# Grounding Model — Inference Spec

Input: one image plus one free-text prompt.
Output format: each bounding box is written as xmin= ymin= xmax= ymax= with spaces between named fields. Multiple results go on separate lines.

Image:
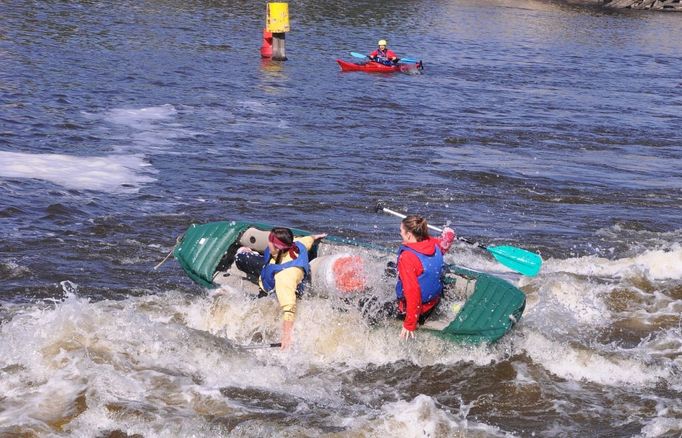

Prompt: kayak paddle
xmin=376 ymin=204 xmax=543 ymax=277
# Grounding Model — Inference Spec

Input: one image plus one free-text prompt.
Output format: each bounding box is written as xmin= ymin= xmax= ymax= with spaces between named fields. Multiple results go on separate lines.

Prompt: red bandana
xmin=268 ymin=232 xmax=300 ymax=259
xmin=268 ymin=232 xmax=291 ymax=250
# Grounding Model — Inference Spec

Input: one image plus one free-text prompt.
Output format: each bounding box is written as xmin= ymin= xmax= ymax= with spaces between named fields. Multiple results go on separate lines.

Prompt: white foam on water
xmin=635 ymin=327 xmax=682 ymax=390
xmin=0 ymin=281 xmax=676 ymax=436
xmin=0 ymin=259 xmax=31 ymax=279
xmin=85 ymin=104 xmax=199 ymax=153
xmin=541 ymin=244 xmax=682 ymax=281
xmin=0 ymin=151 xmax=155 ymax=193
xmin=182 ymin=285 xmax=503 ymax=370
xmin=520 ymin=331 xmax=670 ymax=386
xmin=11 ymin=267 xmax=666 ymax=436
xmin=522 ymin=273 xmax=611 ymax=331
xmin=104 ymin=105 xmax=177 ymax=129
xmin=512 ymin=362 xmax=539 ymax=385
xmin=596 ymin=225 xmax=682 ymax=250
xmin=516 ymin=249 xmax=682 ymax=397
xmin=639 ymin=398 xmax=682 ymax=438
xmin=342 ymin=394 xmax=510 ymax=437
xmin=224 ymin=100 xmax=290 ymax=132
xmin=0 ymin=292 xmax=305 ymax=435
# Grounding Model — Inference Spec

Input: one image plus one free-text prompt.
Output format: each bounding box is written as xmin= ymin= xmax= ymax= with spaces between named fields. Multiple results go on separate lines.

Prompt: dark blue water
xmin=1 ymin=1 xmax=681 ymax=436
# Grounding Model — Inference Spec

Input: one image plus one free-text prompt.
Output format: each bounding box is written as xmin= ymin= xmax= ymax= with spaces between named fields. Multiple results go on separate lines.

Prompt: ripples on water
xmin=1 ymin=0 xmax=681 ymax=436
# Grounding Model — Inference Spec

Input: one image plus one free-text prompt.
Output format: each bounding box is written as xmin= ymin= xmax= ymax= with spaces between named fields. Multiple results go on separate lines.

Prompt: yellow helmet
xmin=378 ymin=39 xmax=387 ymax=46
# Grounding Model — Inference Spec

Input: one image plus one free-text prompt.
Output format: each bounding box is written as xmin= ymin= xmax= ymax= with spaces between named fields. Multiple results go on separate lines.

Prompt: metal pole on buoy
xmin=263 ymin=2 xmax=289 ymax=61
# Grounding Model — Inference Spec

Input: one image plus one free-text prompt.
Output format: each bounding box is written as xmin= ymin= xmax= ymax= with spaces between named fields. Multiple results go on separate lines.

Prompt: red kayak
xmin=336 ymin=59 xmax=423 ymax=73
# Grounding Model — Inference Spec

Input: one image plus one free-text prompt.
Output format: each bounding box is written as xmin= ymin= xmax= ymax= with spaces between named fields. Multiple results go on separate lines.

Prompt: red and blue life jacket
xmin=370 ymin=48 xmax=398 ymax=65
xmin=395 ymin=245 xmax=444 ymax=303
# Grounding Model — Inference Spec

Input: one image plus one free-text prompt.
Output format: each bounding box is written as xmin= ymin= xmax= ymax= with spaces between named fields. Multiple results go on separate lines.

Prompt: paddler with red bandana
xmin=236 ymin=227 xmax=326 ymax=349
xmin=396 ymin=215 xmax=455 ymax=339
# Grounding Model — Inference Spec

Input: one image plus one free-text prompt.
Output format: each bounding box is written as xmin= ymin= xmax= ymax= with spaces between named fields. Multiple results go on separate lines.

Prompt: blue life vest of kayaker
xmin=395 ymin=245 xmax=444 ymax=303
xmin=260 ymin=241 xmax=310 ymax=293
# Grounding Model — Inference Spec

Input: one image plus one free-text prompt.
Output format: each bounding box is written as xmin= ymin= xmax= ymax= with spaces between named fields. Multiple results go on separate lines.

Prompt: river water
xmin=1 ymin=0 xmax=681 ymax=436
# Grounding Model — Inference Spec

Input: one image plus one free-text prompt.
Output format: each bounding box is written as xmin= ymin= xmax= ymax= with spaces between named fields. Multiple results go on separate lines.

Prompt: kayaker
xmin=235 ymin=227 xmax=327 ymax=349
xmin=368 ymin=39 xmax=399 ymax=65
xmin=395 ymin=215 xmax=455 ymax=340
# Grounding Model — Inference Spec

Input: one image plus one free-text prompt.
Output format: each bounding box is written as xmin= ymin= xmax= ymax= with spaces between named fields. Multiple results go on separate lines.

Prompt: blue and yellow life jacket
xmin=260 ymin=241 xmax=310 ymax=292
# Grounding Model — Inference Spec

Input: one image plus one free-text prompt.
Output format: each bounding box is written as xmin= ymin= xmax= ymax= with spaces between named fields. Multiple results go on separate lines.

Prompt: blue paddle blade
xmin=486 ymin=245 xmax=543 ymax=276
xmin=350 ymin=51 xmax=368 ymax=59
xmin=399 ymin=57 xmax=419 ymax=63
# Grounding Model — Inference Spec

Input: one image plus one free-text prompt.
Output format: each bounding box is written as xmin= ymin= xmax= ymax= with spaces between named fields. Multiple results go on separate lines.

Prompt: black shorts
xmin=235 ymin=251 xmax=265 ymax=284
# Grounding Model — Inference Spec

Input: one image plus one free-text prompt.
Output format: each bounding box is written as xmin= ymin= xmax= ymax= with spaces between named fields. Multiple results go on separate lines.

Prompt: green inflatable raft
xmin=172 ymin=220 xmax=526 ymax=345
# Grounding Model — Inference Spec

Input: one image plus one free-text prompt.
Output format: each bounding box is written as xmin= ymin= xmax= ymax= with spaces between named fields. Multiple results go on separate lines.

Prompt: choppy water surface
xmin=1 ymin=0 xmax=681 ymax=436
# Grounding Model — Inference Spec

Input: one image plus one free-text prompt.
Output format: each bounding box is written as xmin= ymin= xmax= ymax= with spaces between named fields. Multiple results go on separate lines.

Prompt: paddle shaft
xmin=378 ymin=206 xmax=485 ymax=249
xmin=239 ymin=342 xmax=282 ymax=350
